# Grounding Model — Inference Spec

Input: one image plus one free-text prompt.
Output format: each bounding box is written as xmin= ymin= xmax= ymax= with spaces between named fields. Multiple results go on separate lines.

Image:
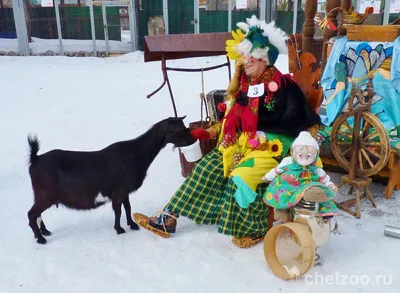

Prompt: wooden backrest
xmin=287 ymin=34 xmax=323 ymax=113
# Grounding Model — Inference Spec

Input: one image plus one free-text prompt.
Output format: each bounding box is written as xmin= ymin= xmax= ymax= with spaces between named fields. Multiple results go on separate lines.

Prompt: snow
xmin=121 ymin=30 xmax=131 ymax=43
xmin=0 ymin=37 xmax=133 ymax=54
xmin=0 ymin=52 xmax=399 ymax=293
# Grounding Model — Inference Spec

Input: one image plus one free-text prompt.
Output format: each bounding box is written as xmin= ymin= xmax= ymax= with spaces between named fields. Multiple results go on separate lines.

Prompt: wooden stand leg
xmin=385 ymin=183 xmax=395 ymax=200
xmin=385 ymin=151 xmax=400 ymax=199
xmin=355 ymin=188 xmax=361 ymax=219
xmin=337 ymin=181 xmax=345 ymax=189
xmin=364 ymin=187 xmax=377 ymax=208
xmin=335 ymin=175 xmax=375 ymax=219
xmin=335 ymin=194 xmax=367 ymax=218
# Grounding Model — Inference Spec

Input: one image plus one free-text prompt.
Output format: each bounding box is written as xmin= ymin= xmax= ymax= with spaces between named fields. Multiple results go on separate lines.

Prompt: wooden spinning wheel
xmin=330 ymin=75 xmax=390 ymax=218
xmin=331 ymin=111 xmax=390 ymax=177
xmin=330 ymin=76 xmax=390 ymax=176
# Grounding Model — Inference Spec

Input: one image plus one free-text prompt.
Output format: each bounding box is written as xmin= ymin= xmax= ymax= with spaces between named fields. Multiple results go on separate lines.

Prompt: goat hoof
xmin=40 ymin=228 xmax=52 ymax=236
xmin=115 ymin=227 xmax=126 ymax=234
xmin=36 ymin=237 xmax=47 ymax=244
xmin=130 ymin=222 xmax=139 ymax=230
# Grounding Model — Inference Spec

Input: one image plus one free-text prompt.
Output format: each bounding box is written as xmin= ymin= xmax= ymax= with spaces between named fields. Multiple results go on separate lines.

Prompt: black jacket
xmin=235 ymin=75 xmax=321 ymax=138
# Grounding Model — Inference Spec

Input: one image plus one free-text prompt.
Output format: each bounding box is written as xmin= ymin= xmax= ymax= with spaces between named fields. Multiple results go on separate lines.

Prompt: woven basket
xmin=327 ymin=6 xmax=372 ymax=26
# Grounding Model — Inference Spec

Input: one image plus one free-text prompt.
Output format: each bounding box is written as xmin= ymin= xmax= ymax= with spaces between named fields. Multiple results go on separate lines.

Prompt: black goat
xmin=26 ymin=116 xmax=195 ymax=244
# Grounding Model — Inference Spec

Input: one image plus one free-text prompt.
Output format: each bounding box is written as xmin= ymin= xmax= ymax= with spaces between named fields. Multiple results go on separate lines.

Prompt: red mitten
xmin=191 ymin=128 xmax=210 ymax=141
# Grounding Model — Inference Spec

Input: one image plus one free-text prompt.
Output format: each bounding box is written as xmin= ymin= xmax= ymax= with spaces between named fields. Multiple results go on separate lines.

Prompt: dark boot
xmin=133 ymin=208 xmax=178 ymax=238
xmin=148 ymin=208 xmax=178 ymax=233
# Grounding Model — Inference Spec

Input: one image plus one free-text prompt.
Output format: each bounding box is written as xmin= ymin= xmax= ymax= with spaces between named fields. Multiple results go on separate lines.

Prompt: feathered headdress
xmin=225 ymin=15 xmax=288 ymax=66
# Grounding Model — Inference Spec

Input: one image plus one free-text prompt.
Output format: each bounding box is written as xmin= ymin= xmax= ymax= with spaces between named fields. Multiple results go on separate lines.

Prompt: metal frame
xmin=293 ymin=0 xmax=299 ymax=34
xmin=54 ymin=0 xmax=64 ymax=55
xmin=102 ymin=4 xmax=110 ymax=55
xmin=228 ymin=0 xmax=232 ymax=31
xmin=89 ymin=0 xmax=97 ymax=55
xmin=163 ymin=0 xmax=199 ymax=34
xmin=92 ymin=0 xmax=138 ymax=56
xmin=383 ymin=0 xmax=392 ymax=25
xmin=163 ymin=0 xmax=169 ymax=34
xmin=265 ymin=0 xmax=275 ymax=23
xmin=194 ymin=0 xmax=200 ymax=33
xmin=11 ymin=0 xmax=30 ymax=56
xmin=129 ymin=0 xmax=138 ymax=51
xmin=260 ymin=0 xmax=266 ymax=21
xmin=229 ymin=0 xmax=270 ymax=32
xmin=147 ymin=55 xmax=232 ymax=117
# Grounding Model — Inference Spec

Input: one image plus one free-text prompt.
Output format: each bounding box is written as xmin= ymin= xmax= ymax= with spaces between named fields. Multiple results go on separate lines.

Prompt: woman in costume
xmin=134 ymin=16 xmax=322 ymax=248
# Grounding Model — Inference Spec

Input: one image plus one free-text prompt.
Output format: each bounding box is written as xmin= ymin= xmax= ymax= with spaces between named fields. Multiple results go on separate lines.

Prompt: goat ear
xmin=177 ymin=115 xmax=186 ymax=121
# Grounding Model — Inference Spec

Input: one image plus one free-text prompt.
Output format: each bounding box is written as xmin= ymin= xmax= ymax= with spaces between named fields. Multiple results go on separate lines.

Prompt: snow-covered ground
xmin=0 ymin=52 xmax=399 ymax=293
xmin=121 ymin=30 xmax=131 ymax=43
xmin=0 ymin=37 xmax=133 ymax=54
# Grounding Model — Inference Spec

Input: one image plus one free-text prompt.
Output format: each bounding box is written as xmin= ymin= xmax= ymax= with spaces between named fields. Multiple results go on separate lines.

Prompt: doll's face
xmin=293 ymin=145 xmax=318 ymax=166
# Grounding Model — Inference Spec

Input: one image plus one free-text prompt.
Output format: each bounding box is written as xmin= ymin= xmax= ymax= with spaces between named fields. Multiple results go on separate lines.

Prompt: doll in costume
xmin=262 ymin=131 xmax=339 ymax=220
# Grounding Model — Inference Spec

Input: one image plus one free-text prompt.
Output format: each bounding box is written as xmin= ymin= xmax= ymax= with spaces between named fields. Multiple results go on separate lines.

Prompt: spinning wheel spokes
xmin=364 ymin=129 xmax=379 ymax=141
xmin=331 ymin=111 xmax=390 ymax=177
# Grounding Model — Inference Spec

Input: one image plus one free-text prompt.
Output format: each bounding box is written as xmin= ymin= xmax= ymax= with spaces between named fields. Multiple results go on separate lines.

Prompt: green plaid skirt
xmin=166 ymin=148 xmax=270 ymax=238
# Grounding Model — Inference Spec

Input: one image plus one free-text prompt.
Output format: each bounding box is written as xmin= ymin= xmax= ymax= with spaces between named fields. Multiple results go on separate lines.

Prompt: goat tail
xmin=27 ymin=134 xmax=40 ymax=165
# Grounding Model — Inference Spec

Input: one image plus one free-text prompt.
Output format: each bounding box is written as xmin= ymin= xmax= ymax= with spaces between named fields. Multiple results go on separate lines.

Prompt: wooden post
xmin=321 ymin=0 xmax=341 ymax=72
xmin=349 ymin=110 xmax=361 ymax=180
xmin=341 ymin=0 xmax=352 ymax=10
xmin=302 ymin=0 xmax=317 ymax=54
xmin=338 ymin=0 xmax=352 ymax=36
xmin=341 ymin=0 xmax=352 ymax=11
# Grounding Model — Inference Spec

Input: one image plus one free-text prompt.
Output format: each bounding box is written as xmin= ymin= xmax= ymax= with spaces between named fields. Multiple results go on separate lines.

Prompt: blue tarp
xmin=319 ymin=35 xmax=400 ymax=135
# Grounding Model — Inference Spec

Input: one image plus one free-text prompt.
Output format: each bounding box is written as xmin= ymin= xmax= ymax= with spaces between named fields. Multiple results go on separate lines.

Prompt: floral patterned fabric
xmin=263 ymin=159 xmax=339 ymax=216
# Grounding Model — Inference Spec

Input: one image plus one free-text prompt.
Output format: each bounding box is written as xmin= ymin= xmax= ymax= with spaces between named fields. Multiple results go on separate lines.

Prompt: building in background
xmin=206 ymin=0 xmax=258 ymax=10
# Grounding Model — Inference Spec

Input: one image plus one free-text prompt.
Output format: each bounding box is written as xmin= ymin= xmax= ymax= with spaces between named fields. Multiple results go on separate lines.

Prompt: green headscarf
xmin=246 ymin=25 xmax=279 ymax=65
